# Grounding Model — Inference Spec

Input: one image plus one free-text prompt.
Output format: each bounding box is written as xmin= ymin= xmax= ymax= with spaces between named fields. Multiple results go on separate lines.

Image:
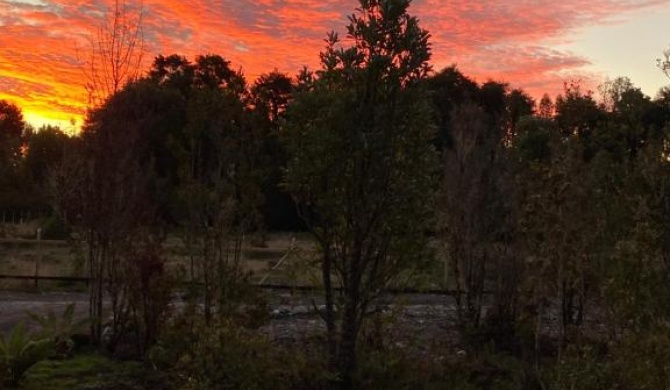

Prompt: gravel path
xmin=0 ymin=291 xmax=90 ymax=332
xmin=0 ymin=290 xmax=463 ymax=354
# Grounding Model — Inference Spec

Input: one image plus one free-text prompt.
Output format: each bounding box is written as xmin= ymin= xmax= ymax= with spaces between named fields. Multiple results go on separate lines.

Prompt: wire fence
xmin=0 ymin=209 xmax=51 ymax=225
xmin=0 ymin=274 xmax=462 ymax=296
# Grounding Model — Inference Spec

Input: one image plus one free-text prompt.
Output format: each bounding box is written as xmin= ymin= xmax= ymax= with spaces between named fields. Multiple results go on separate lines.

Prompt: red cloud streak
xmin=0 ymin=0 xmax=667 ymax=126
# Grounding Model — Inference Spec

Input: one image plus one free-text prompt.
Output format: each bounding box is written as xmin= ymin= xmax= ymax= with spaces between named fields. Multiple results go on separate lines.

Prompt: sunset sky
xmin=1 ymin=0 xmax=669 ymax=131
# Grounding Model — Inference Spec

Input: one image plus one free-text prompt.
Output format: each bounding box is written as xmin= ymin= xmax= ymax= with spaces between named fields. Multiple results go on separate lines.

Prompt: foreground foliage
xmin=0 ymin=323 xmax=54 ymax=387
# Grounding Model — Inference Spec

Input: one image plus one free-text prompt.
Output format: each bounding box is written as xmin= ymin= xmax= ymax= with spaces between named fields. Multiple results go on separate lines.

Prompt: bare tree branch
xmin=83 ymin=0 xmax=145 ymax=107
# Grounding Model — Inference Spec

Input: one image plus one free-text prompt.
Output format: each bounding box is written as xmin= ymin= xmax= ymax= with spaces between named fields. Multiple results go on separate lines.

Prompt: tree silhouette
xmin=0 ymin=100 xmax=25 ymax=164
xmin=424 ymin=66 xmax=480 ymax=150
xmin=658 ymin=47 xmax=670 ymax=80
xmin=0 ymin=100 xmax=27 ymax=212
xmin=149 ymin=54 xmax=194 ymax=94
xmin=252 ymin=70 xmax=294 ymax=123
xmin=284 ymin=0 xmax=436 ymax=385
xmin=24 ymin=125 xmax=70 ymax=185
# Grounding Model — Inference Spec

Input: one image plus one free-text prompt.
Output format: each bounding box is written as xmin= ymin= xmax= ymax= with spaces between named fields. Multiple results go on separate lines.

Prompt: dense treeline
xmin=2 ymin=0 xmax=670 ymax=388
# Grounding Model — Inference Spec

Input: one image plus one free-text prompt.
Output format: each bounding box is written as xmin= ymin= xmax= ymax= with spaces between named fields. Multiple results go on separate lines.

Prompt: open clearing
xmin=0 ymin=227 xmax=320 ymax=289
xmin=0 ymin=222 xmax=453 ymax=349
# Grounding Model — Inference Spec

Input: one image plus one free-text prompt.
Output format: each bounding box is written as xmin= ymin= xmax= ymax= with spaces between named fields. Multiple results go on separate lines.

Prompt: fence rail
xmin=0 ymin=274 xmax=463 ymax=296
xmin=0 ymin=274 xmax=89 ymax=283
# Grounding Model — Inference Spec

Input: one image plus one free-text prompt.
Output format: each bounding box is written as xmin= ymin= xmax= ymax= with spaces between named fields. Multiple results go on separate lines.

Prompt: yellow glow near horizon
xmin=23 ymin=111 xmax=83 ymax=135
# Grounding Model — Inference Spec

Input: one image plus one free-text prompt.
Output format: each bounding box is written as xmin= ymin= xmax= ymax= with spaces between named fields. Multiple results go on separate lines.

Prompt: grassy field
xmin=0 ymin=221 xmax=320 ymax=291
xmin=19 ymin=353 xmax=164 ymax=390
xmin=0 ymin=221 xmax=446 ymax=292
xmin=0 ymin=235 xmax=77 ymax=291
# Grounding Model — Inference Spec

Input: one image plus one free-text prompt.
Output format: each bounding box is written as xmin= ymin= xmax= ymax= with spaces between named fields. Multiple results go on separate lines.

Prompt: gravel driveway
xmin=0 ymin=291 xmax=90 ymax=333
xmin=0 ymin=290 xmax=463 ymax=354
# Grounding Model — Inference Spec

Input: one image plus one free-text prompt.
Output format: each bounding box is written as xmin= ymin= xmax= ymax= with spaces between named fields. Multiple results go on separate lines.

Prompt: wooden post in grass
xmin=444 ymin=253 xmax=449 ymax=290
xmin=34 ymin=228 xmax=42 ymax=289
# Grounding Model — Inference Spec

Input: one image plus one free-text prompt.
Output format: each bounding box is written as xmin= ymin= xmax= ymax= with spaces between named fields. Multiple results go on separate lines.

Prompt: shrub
xmin=149 ymin=317 xmax=331 ymax=390
xmin=609 ymin=326 xmax=670 ymax=389
xmin=540 ymin=343 xmax=612 ymax=390
xmin=40 ymin=214 xmax=71 ymax=240
xmin=0 ymin=323 xmax=54 ymax=387
xmin=28 ymin=303 xmax=88 ymax=357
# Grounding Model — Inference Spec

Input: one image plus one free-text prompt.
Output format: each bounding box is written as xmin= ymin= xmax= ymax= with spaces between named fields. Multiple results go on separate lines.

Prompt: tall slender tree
xmin=284 ymin=0 xmax=436 ymax=386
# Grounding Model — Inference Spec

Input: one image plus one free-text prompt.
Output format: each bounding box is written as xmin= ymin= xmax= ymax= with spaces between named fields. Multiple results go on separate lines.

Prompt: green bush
xmin=28 ymin=303 xmax=88 ymax=357
xmin=0 ymin=323 xmax=54 ymax=387
xmin=40 ymin=214 xmax=71 ymax=240
xmin=356 ymin=343 xmax=540 ymax=390
xmin=149 ymin=317 xmax=331 ymax=390
xmin=540 ymin=343 xmax=611 ymax=390
xmin=20 ymin=353 xmax=170 ymax=390
xmin=609 ymin=326 xmax=670 ymax=389
xmin=356 ymin=347 xmax=451 ymax=390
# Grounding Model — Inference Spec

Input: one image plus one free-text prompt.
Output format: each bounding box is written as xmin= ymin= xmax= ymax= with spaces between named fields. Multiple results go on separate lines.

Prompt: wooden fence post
xmin=34 ymin=228 xmax=42 ymax=289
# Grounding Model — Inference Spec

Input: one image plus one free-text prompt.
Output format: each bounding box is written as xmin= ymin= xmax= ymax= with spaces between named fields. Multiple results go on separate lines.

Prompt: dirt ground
xmin=0 ymin=289 xmax=463 ymax=357
xmin=0 ymin=291 xmax=90 ymax=333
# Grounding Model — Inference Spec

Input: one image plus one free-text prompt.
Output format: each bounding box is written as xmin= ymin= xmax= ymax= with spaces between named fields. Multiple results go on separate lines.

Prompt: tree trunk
xmin=322 ymin=243 xmax=337 ymax=366
xmin=339 ymin=254 xmax=362 ymax=389
xmin=339 ymin=295 xmax=360 ymax=389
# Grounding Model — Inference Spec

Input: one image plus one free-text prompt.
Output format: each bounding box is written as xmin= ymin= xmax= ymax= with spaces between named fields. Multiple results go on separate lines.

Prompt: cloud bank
xmin=0 ymin=0 xmax=667 ymax=125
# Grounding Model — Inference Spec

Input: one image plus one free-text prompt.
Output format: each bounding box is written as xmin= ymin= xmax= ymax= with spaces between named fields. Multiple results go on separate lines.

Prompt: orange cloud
xmin=0 ymin=0 xmax=667 ymax=127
